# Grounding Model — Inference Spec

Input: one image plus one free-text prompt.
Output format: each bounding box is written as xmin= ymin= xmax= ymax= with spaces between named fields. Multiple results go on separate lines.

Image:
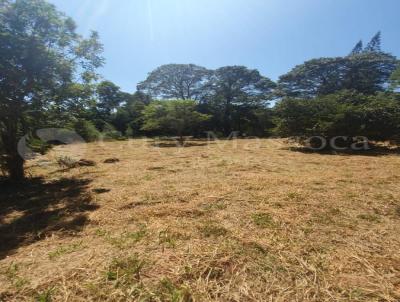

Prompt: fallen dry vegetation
xmin=1 ymin=138 xmax=400 ymax=301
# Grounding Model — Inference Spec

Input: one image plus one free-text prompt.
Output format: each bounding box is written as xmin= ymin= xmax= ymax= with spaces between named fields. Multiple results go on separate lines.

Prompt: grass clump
xmin=198 ymin=223 xmax=228 ymax=238
xmin=3 ymin=262 xmax=29 ymax=289
xmin=156 ymin=278 xmax=193 ymax=302
xmin=35 ymin=289 xmax=53 ymax=302
xmin=106 ymin=225 xmax=147 ymax=249
xmin=357 ymin=213 xmax=381 ymax=223
xmin=106 ymin=254 xmax=145 ymax=284
xmin=159 ymin=229 xmax=178 ymax=250
xmin=252 ymin=213 xmax=276 ymax=228
xmin=48 ymin=242 xmax=83 ymax=260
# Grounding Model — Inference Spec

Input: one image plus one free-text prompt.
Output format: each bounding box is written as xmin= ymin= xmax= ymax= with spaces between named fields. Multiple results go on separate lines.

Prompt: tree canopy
xmin=141 ymin=99 xmax=210 ymax=141
xmin=274 ymin=91 xmax=400 ymax=142
xmin=278 ymin=32 xmax=397 ymax=98
xmin=137 ymin=64 xmax=212 ymax=100
xmin=201 ymin=66 xmax=276 ymax=135
xmin=0 ymin=0 xmax=103 ymax=180
xmin=390 ymin=65 xmax=400 ymax=90
xmin=278 ymin=53 xmax=397 ymax=98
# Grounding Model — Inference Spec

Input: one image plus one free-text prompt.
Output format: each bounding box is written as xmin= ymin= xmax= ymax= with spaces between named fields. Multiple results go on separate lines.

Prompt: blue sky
xmin=49 ymin=0 xmax=400 ymax=93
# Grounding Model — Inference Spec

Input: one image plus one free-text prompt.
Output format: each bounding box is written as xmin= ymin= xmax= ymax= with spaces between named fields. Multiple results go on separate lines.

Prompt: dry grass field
xmin=1 ymin=138 xmax=400 ymax=301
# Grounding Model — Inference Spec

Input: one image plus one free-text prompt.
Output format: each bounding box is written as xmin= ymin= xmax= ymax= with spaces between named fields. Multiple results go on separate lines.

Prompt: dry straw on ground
xmin=1 ymin=138 xmax=399 ymax=301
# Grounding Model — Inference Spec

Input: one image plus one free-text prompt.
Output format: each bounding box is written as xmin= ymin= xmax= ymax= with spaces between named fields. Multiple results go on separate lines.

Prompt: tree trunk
xmin=6 ymin=154 xmax=25 ymax=182
xmin=223 ymin=98 xmax=232 ymax=137
xmin=177 ymin=133 xmax=184 ymax=146
xmin=2 ymin=117 xmax=25 ymax=182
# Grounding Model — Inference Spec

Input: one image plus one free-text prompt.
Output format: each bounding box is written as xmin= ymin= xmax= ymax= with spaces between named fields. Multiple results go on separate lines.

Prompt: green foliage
xmin=206 ymin=66 xmax=276 ymax=135
xmin=138 ymin=64 xmax=212 ymax=100
xmin=141 ymin=100 xmax=210 ymax=139
xmin=198 ymin=224 xmax=228 ymax=237
xmin=106 ymin=254 xmax=144 ymax=283
xmin=3 ymin=262 xmax=29 ymax=289
xmin=120 ymin=91 xmax=151 ymax=136
xmin=274 ymin=91 xmax=400 ymax=141
xmin=364 ymin=31 xmax=382 ymax=53
xmin=35 ymin=288 xmax=53 ymax=302
xmin=24 ymin=136 xmax=51 ymax=155
xmin=390 ymin=65 xmax=400 ymax=90
xmin=101 ymin=123 xmax=125 ymax=140
xmin=0 ymin=0 xmax=103 ymax=180
xmin=0 ymin=0 xmax=398 ymax=185
xmin=72 ymin=119 xmax=100 ymax=142
xmin=157 ymin=278 xmax=193 ymax=302
xmin=252 ymin=213 xmax=276 ymax=228
xmin=275 ymin=34 xmax=399 ymax=145
xmin=350 ymin=40 xmax=363 ymax=55
xmin=125 ymin=124 xmax=135 ymax=137
xmin=48 ymin=242 xmax=83 ymax=260
xmin=96 ymin=81 xmax=125 ymax=116
xmin=278 ymin=52 xmax=397 ymax=98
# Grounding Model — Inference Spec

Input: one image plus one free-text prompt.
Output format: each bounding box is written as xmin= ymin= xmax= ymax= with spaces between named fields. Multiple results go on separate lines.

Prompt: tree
xmin=123 ymin=91 xmax=151 ymax=136
xmin=47 ymin=82 xmax=98 ymax=128
xmin=0 ymin=0 xmax=103 ymax=181
xmin=278 ymin=53 xmax=397 ymax=98
xmin=350 ymin=40 xmax=363 ymax=55
xmin=364 ymin=31 xmax=382 ymax=53
xmin=204 ymin=66 xmax=276 ymax=135
xmin=96 ymin=81 xmax=124 ymax=117
xmin=141 ymin=100 xmax=210 ymax=142
xmin=274 ymin=91 xmax=400 ymax=145
xmin=110 ymin=91 xmax=151 ymax=135
xmin=390 ymin=65 xmax=400 ymax=90
xmin=72 ymin=119 xmax=100 ymax=142
xmin=277 ymin=57 xmax=346 ymax=98
xmin=137 ymin=64 xmax=212 ymax=100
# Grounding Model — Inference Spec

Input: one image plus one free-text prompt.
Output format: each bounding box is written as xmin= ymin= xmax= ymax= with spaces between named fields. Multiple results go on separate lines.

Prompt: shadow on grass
xmin=0 ymin=177 xmax=98 ymax=259
xmin=286 ymin=145 xmax=400 ymax=156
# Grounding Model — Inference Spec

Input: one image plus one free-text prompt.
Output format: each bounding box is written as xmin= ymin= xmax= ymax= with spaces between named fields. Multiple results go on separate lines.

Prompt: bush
xmin=73 ymin=119 xmax=100 ymax=142
xmin=101 ymin=123 xmax=125 ymax=141
xmin=26 ymin=137 xmax=52 ymax=155
xmin=125 ymin=124 xmax=135 ymax=138
xmin=274 ymin=91 xmax=400 ymax=144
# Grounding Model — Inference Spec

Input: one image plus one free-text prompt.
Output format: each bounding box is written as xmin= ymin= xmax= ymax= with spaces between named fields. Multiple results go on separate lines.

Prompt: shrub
xmin=26 ymin=137 xmax=52 ymax=154
xmin=73 ymin=119 xmax=100 ymax=142
xmin=125 ymin=124 xmax=135 ymax=138
xmin=101 ymin=123 xmax=125 ymax=140
xmin=274 ymin=91 xmax=400 ymax=145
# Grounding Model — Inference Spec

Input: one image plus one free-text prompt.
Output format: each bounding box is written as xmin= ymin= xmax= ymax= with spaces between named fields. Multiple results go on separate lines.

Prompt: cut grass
xmin=2 ymin=263 xmax=29 ymax=289
xmin=198 ymin=223 xmax=228 ymax=238
xmin=106 ymin=254 xmax=145 ymax=283
xmin=1 ymin=138 xmax=400 ymax=301
xmin=48 ymin=242 xmax=83 ymax=260
xmin=95 ymin=224 xmax=148 ymax=249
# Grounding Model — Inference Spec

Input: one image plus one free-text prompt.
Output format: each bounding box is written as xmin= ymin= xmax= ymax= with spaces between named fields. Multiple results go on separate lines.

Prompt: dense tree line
xmin=1 ymin=0 xmax=400 ymax=181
